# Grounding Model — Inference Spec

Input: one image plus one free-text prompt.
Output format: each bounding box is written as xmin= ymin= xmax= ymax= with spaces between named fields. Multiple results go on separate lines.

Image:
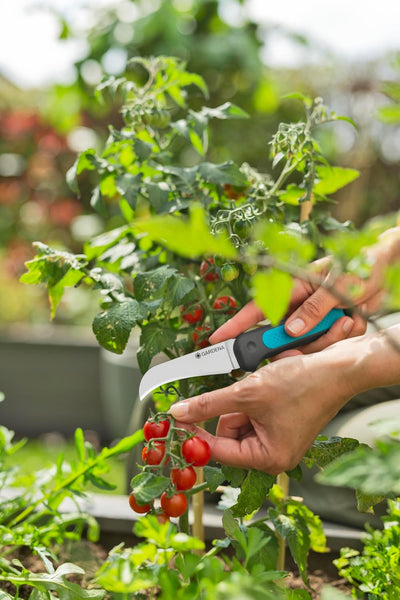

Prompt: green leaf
xmin=146 ymin=181 xmax=170 ymax=211
xmin=102 ymin=430 xmax=144 ymax=457
xmin=232 ymin=470 xmax=274 ymax=518
xmin=221 ymin=465 xmax=247 ymax=487
xmin=74 ymin=428 xmax=86 ymax=462
xmin=130 ymin=472 xmax=170 ymax=504
xmin=305 ymin=436 xmax=360 ymax=469
xmin=321 ymin=587 xmax=352 ymax=600
xmin=200 ymin=102 xmax=249 ymax=120
xmin=313 ymin=166 xmax=359 ymax=196
xmin=198 ymin=161 xmax=249 ymax=187
xmin=254 ymin=221 xmax=315 ymax=264
xmin=20 ymin=243 xmax=87 ymax=318
xmin=251 ymin=269 xmax=293 ymax=325
xmin=278 ymin=184 xmax=304 ymax=205
xmin=376 ymin=104 xmax=400 ymax=124
xmin=134 ymin=203 xmax=237 ymax=260
xmin=317 ymin=437 xmax=400 ymax=496
xmin=165 ymin=273 xmax=195 ymax=308
xmin=137 ymin=323 xmax=177 ymax=373
xmin=222 ymin=509 xmax=241 ymax=538
xmin=66 ymin=148 xmax=98 ymax=194
xmin=134 ymin=266 xmax=177 ymax=301
xmin=269 ymin=509 xmax=310 ymax=585
xmin=92 ymin=299 xmax=147 ymax=354
xmin=203 ymin=465 xmax=225 ymax=493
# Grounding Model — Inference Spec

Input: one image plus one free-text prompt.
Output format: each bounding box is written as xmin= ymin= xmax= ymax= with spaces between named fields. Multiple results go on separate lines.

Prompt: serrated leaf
xmin=130 ymin=472 xmax=170 ymax=504
xmin=165 ymin=273 xmax=195 ymax=308
xmin=203 ymin=465 xmax=225 ymax=493
xmin=313 ymin=166 xmax=359 ymax=196
xmin=251 ymin=269 xmax=293 ymax=325
xmin=269 ymin=510 xmax=310 ymax=585
xmin=232 ymin=470 xmax=274 ymax=517
xmin=317 ymin=438 xmax=400 ymax=496
xmin=134 ymin=266 xmax=177 ymax=301
xmin=221 ymin=465 xmax=247 ymax=487
xmin=306 ymin=436 xmax=360 ymax=469
xmin=198 ymin=161 xmax=249 ymax=187
xmin=137 ymin=323 xmax=177 ymax=373
xmin=92 ymin=299 xmax=147 ymax=354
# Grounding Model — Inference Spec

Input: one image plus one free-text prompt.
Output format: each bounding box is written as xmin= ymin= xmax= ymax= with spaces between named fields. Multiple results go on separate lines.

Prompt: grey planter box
xmin=0 ymin=324 xmax=109 ymax=439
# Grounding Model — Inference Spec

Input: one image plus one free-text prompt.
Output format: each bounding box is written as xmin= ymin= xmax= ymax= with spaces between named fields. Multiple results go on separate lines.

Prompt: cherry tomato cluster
xmin=129 ymin=414 xmax=211 ymax=520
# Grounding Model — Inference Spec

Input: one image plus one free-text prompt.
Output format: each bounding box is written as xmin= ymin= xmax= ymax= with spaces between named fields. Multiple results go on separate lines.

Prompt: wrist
xmin=323 ymin=324 xmax=400 ymax=401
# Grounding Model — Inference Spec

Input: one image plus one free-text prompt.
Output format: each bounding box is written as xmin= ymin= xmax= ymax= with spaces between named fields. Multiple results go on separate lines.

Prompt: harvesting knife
xmin=139 ymin=307 xmax=346 ymax=401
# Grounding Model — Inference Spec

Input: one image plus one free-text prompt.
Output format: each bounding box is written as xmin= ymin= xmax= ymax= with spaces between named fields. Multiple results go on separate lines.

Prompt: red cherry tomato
xmin=128 ymin=493 xmax=151 ymax=514
xmin=156 ymin=512 xmax=170 ymax=524
xmin=171 ymin=466 xmax=197 ymax=491
xmin=200 ymin=258 xmax=219 ymax=282
xmin=181 ymin=303 xmax=204 ymax=324
xmin=143 ymin=419 xmax=170 ymax=442
xmin=160 ymin=491 xmax=188 ymax=518
xmin=142 ymin=442 xmax=169 ymax=466
xmin=212 ymin=295 xmax=237 ymax=315
xmin=181 ymin=437 xmax=211 ymax=467
xmin=192 ymin=325 xmax=211 ymax=349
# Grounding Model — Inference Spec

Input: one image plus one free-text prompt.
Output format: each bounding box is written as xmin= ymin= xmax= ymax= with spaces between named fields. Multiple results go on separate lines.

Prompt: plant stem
xmin=179 ymin=507 xmax=190 ymax=535
xmin=192 ymin=465 xmax=205 ymax=546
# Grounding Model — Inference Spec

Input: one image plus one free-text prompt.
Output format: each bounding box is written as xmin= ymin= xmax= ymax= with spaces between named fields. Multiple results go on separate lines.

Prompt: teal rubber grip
xmin=233 ymin=308 xmax=346 ymax=372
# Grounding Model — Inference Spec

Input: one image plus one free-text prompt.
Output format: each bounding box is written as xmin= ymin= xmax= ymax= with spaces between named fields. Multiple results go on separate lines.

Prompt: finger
xmin=209 ymin=301 xmax=265 ymax=344
xmin=284 ymin=285 xmax=338 ymax=337
xmin=216 ymin=413 xmax=252 ymax=438
xmin=294 ymin=315 xmax=355 ymax=354
xmin=169 ymin=381 xmax=246 ymax=424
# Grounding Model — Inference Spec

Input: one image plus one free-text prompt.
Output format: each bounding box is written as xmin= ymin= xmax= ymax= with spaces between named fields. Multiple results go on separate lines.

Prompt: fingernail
xmin=342 ymin=317 xmax=353 ymax=334
xmin=170 ymin=401 xmax=188 ymax=419
xmin=286 ymin=318 xmax=305 ymax=335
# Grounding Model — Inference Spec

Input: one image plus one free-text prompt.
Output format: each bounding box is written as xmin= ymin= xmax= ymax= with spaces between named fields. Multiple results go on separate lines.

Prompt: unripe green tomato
xmin=242 ymin=261 xmax=257 ymax=275
xmin=143 ymin=109 xmax=169 ymax=128
xmin=233 ymin=220 xmax=251 ymax=239
xmin=221 ymin=263 xmax=239 ymax=282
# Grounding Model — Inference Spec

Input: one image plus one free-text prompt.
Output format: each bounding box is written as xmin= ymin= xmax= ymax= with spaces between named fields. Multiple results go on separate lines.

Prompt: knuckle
xmin=300 ymin=297 xmax=324 ymax=321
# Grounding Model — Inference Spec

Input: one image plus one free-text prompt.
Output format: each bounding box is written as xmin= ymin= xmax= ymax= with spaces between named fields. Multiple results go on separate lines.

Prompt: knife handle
xmin=232 ymin=308 xmax=346 ymax=372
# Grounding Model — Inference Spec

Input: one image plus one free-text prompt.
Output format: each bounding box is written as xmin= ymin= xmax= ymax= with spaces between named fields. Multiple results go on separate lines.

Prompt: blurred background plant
xmin=0 ymin=0 xmax=399 ymax=327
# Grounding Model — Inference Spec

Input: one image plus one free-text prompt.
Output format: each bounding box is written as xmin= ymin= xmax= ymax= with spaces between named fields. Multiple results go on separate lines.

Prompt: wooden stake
xmin=192 ymin=466 xmax=205 ymax=543
xmin=276 ymin=471 xmax=290 ymax=571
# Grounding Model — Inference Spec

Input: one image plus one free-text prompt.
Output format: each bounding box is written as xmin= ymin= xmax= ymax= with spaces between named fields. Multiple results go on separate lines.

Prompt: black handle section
xmin=232 ymin=307 xmax=348 ymax=372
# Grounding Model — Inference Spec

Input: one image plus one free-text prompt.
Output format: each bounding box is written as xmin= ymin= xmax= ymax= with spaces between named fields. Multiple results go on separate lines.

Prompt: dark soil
xmin=0 ymin=542 xmax=352 ymax=599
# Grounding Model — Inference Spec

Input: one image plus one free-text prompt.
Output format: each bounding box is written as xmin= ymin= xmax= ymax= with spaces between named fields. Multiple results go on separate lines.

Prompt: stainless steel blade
xmin=139 ymin=339 xmax=239 ymax=401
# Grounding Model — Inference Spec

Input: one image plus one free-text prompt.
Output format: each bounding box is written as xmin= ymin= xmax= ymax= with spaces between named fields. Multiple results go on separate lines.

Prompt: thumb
xmin=169 ymin=385 xmax=242 ymax=424
xmin=285 ymin=286 xmax=338 ymax=336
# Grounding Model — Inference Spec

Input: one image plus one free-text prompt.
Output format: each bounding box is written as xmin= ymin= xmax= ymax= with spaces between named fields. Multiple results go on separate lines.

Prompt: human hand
xmin=210 ymin=251 xmax=385 ymax=352
xmin=170 ymin=336 xmax=361 ymax=473
xmin=211 ymin=226 xmax=400 ymax=348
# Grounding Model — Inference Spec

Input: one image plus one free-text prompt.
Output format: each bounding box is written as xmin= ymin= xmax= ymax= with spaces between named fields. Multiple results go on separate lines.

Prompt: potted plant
xmin=14 ymin=56 xmax=400 ymax=597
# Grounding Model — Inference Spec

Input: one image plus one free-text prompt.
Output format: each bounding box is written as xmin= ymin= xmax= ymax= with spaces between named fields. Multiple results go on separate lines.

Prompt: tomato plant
xmin=19 ymin=55 xmax=397 ymax=598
